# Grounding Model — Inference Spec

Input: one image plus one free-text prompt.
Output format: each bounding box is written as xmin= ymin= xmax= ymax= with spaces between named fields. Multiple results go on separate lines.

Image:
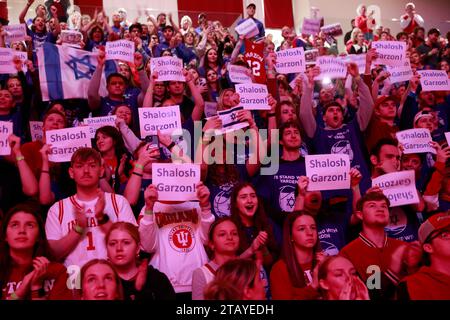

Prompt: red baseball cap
xmin=419 ymin=212 xmax=450 ymax=243
xmin=374 ymin=95 xmax=398 ymax=109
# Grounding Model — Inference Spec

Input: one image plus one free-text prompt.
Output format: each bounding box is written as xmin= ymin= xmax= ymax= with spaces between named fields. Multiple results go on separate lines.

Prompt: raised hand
xmin=196 ymin=182 xmax=211 ymax=209
xmin=349 ymin=168 xmax=362 ymax=188
xmin=306 ymin=66 xmax=320 ymax=87
xmin=203 ymin=116 xmax=222 ymax=137
xmin=354 ymin=276 xmax=370 ymax=300
xmin=297 ymin=176 xmax=309 ymax=195
xmin=251 ymin=231 xmax=268 ymax=253
xmin=268 ymin=94 xmax=277 ymax=112
xmin=94 ymin=189 xmax=106 ymax=219
xmin=12 ymin=55 xmax=24 ymax=72
xmin=431 ymin=141 xmax=450 ymax=163
xmin=156 ymin=129 xmax=172 ymax=148
xmin=347 ymin=62 xmax=360 ymax=78
xmin=366 ymin=48 xmax=378 ymax=64
xmin=134 ymin=52 xmax=143 ymax=67
xmin=183 ymin=68 xmax=194 ymax=83
xmin=97 ymin=47 xmax=106 ymax=66
xmin=376 ymin=71 xmax=390 ymax=83
xmin=74 ymin=203 xmax=88 ymax=229
xmin=39 ymin=144 xmax=51 ymax=160
xmin=30 ymin=257 xmax=50 ymax=290
xmin=7 ymin=134 xmax=21 ymax=156
xmin=144 ymin=184 xmax=158 ymax=210
xmin=137 ymin=146 xmax=158 ymax=167
xmin=408 ymin=73 xmax=420 ymax=92
xmin=237 ymin=110 xmax=256 ymax=128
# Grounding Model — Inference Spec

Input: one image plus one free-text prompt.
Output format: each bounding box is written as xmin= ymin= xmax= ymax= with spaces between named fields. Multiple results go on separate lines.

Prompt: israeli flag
xmin=37 ymin=43 xmax=116 ymax=101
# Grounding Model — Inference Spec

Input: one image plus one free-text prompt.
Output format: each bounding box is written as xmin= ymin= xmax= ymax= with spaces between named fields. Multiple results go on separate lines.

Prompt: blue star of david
xmin=230 ymin=113 xmax=237 ymax=121
xmin=287 ymin=196 xmax=295 ymax=208
xmin=65 ymin=54 xmax=96 ymax=80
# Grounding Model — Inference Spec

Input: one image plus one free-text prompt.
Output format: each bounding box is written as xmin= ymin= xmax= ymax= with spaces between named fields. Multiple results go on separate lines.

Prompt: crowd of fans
xmin=0 ymin=0 xmax=449 ymax=301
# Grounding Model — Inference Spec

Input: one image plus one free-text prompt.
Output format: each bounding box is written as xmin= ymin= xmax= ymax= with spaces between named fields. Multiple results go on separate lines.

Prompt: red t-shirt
xmin=2 ymin=262 xmax=74 ymax=300
xmin=21 ymin=140 xmax=44 ymax=179
xmin=401 ymin=266 xmax=450 ymax=300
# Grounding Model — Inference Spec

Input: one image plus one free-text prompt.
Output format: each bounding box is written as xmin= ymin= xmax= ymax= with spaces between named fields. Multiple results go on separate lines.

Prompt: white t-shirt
xmin=138 ymin=201 xmax=215 ymax=293
xmin=45 ymin=193 xmax=137 ymax=268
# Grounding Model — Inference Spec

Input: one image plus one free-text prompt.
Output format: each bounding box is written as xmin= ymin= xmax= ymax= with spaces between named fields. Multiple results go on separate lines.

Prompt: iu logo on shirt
xmin=168 ymin=225 xmax=196 ymax=253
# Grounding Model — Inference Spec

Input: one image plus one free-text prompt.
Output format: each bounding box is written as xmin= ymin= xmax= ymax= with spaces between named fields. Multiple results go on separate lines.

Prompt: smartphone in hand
xmin=145 ymin=135 xmax=161 ymax=158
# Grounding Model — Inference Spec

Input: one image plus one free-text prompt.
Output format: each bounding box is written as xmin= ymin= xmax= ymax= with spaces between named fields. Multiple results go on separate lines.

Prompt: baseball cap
xmin=413 ymin=110 xmax=433 ymax=125
xmin=374 ymin=95 xmax=398 ymax=109
xmin=247 ymin=3 xmax=256 ymax=9
xmin=419 ymin=212 xmax=450 ymax=243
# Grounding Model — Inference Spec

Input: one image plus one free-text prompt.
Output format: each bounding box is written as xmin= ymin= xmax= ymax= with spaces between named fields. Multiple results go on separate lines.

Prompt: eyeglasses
xmin=427 ymin=230 xmax=450 ymax=242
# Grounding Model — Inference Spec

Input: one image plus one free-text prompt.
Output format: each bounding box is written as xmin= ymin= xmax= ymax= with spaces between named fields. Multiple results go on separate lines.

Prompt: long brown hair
xmin=230 ymin=182 xmax=277 ymax=256
xmin=94 ymin=126 xmax=131 ymax=192
xmin=0 ymin=202 xmax=51 ymax=294
xmin=204 ymin=258 xmax=258 ymax=300
xmin=207 ymin=163 xmax=241 ymax=186
xmin=281 ymin=211 xmax=321 ymax=288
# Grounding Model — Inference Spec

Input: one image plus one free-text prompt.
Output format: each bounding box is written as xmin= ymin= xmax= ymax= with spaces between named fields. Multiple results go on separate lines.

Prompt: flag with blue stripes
xmin=37 ymin=43 xmax=116 ymax=101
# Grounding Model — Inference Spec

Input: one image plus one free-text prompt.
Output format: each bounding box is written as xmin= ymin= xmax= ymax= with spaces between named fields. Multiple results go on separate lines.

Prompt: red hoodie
xmin=401 ymin=266 xmax=450 ymax=300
